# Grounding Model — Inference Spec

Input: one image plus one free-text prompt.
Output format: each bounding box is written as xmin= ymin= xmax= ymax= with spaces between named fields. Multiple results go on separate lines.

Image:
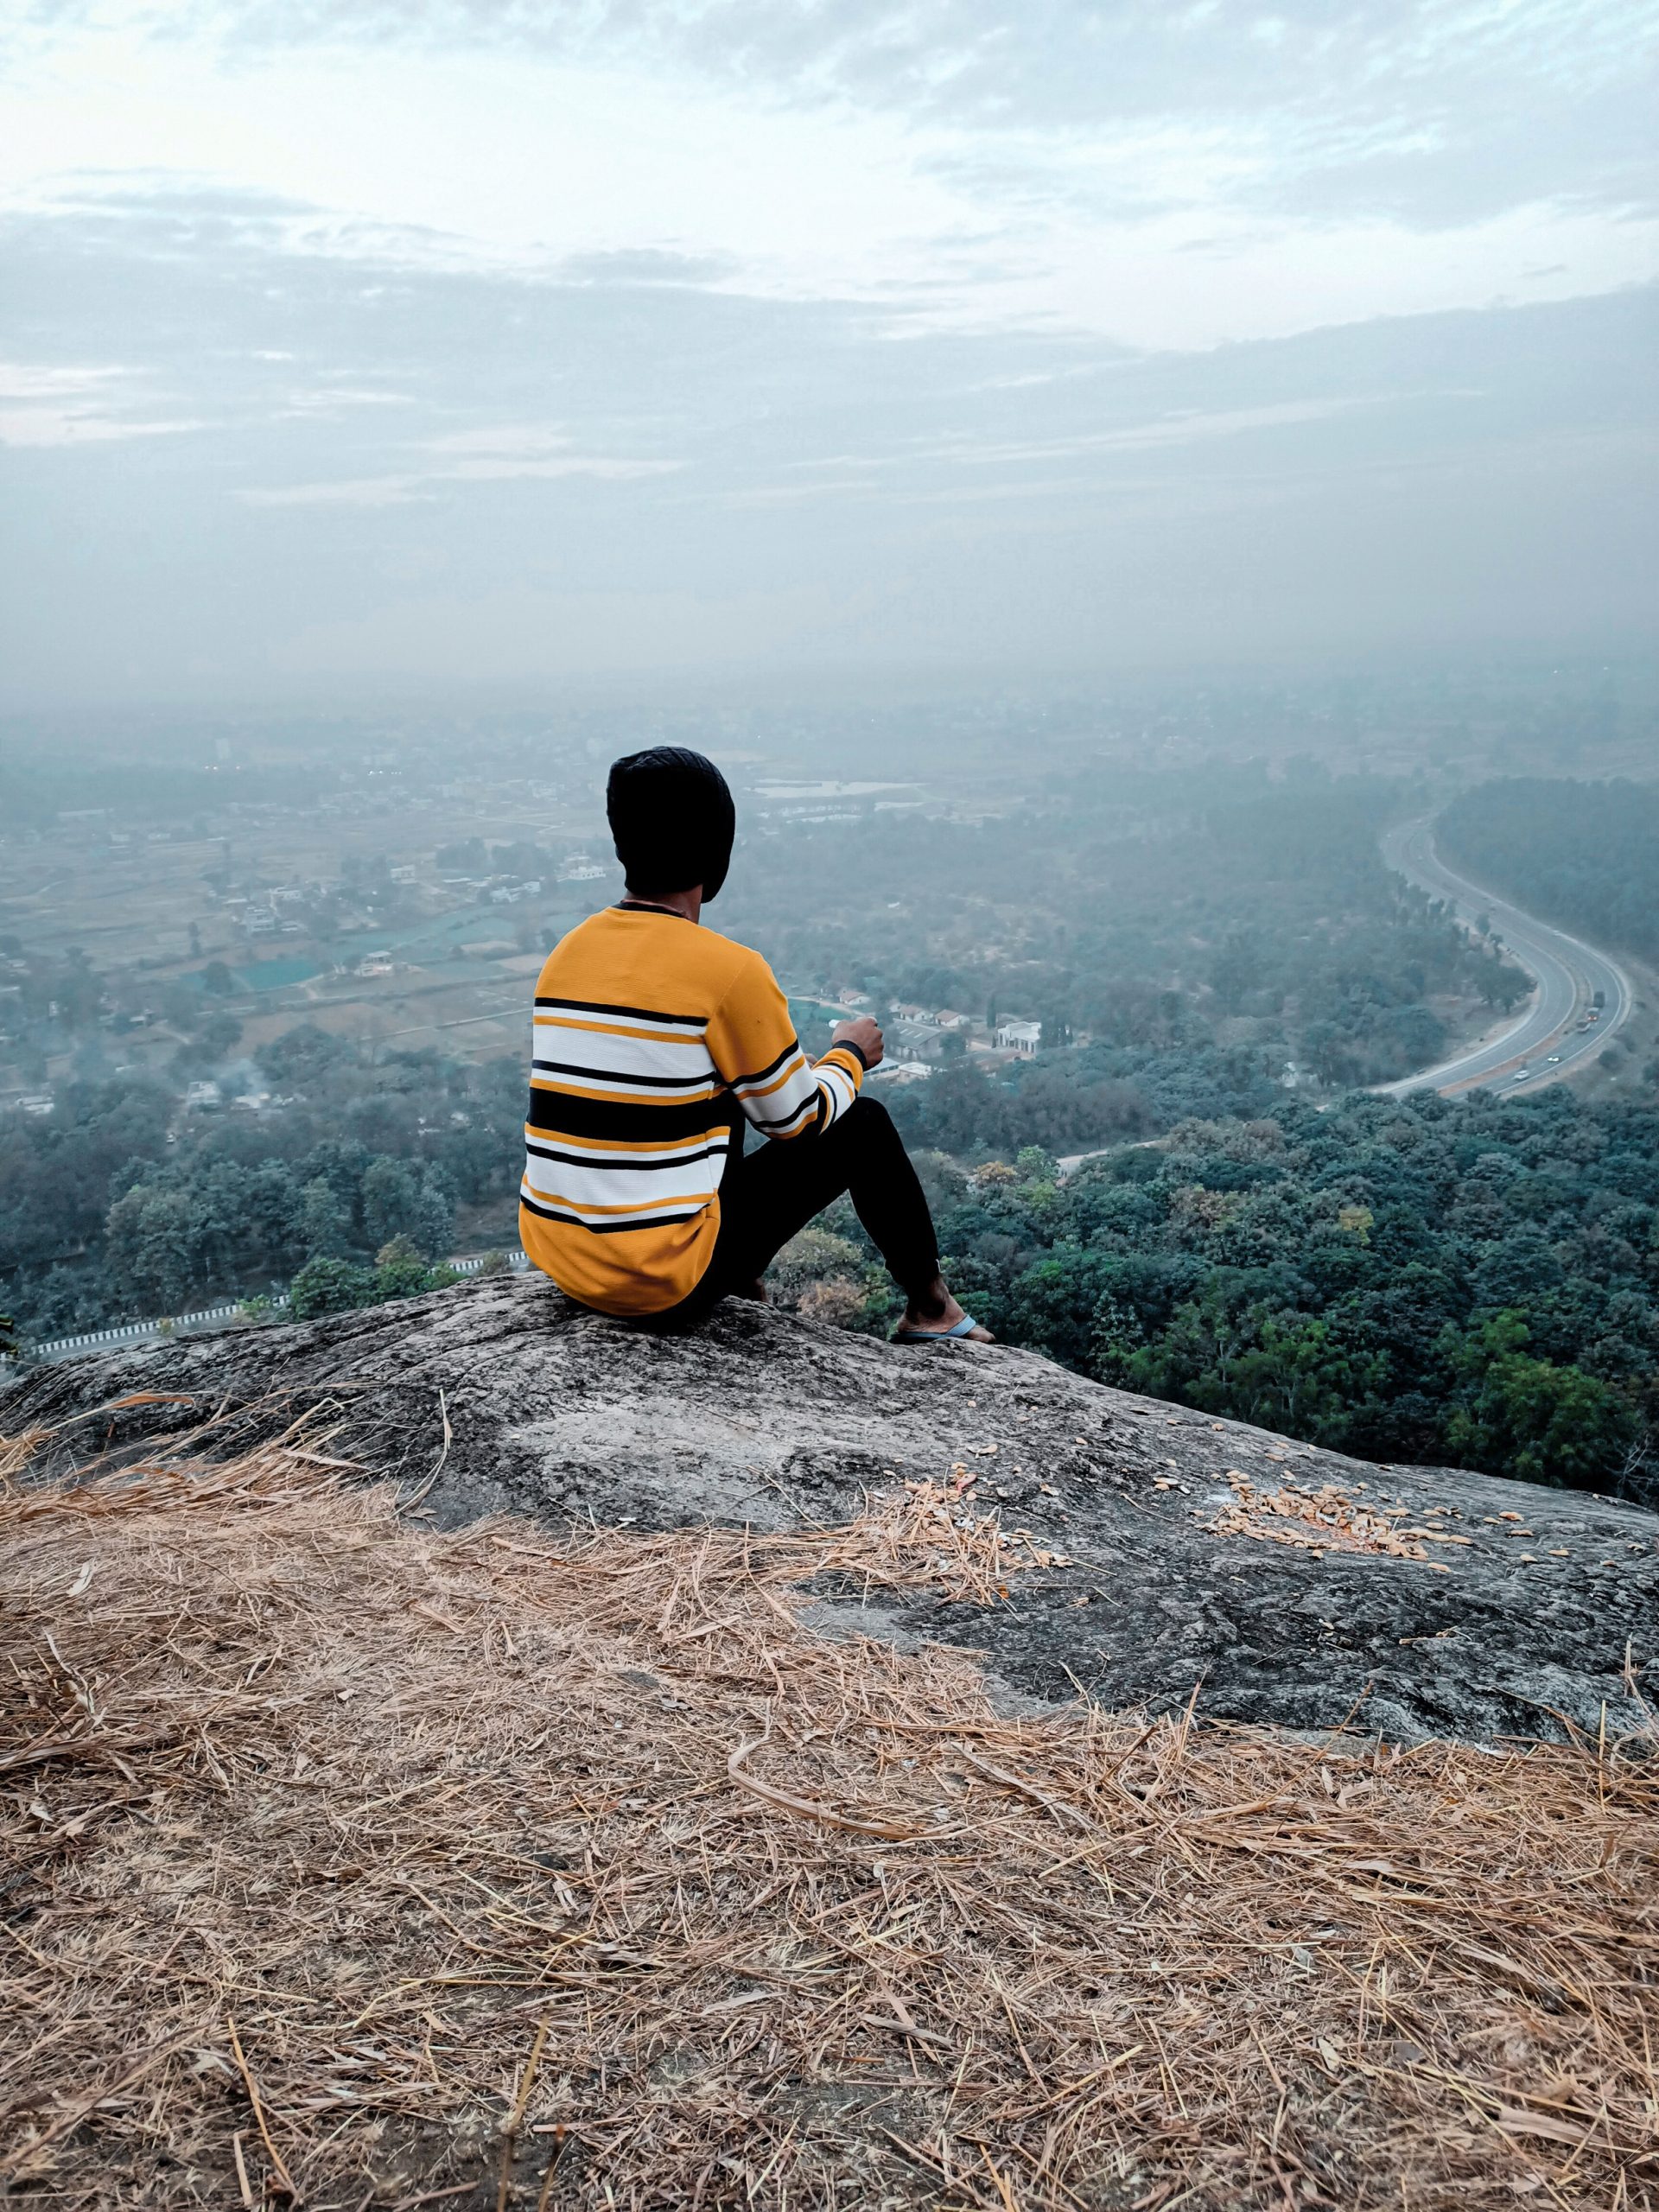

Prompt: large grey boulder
xmin=4 ymin=1273 xmax=1654 ymax=1744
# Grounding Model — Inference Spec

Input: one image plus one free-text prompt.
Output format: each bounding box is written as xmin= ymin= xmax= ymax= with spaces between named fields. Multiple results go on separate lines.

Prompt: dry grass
xmin=2 ymin=1407 xmax=1656 ymax=2210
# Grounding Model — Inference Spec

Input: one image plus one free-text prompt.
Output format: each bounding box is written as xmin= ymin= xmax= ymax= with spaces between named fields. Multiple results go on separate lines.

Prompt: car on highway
xmin=1548 ymin=1054 xmax=1562 ymax=1064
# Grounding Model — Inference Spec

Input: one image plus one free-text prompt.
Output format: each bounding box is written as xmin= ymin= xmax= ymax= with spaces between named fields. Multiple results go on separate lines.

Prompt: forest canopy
xmin=1440 ymin=778 xmax=1659 ymax=959
xmin=875 ymin=1085 xmax=1656 ymax=1507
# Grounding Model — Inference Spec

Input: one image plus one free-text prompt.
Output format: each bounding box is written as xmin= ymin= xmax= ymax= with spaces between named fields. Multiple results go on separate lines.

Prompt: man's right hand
xmin=832 ymin=1014 xmax=884 ymax=1069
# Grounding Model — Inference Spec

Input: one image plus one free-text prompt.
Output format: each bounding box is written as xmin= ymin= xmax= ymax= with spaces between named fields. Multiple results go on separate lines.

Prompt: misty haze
xmin=2 ymin=6 xmax=1657 ymax=2209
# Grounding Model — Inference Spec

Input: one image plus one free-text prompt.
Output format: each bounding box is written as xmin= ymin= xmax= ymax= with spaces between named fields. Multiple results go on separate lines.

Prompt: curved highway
xmin=1378 ymin=819 xmax=1634 ymax=1098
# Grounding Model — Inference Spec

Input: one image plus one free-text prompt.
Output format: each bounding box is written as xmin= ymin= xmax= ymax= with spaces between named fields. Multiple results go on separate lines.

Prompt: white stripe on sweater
xmin=522 ymin=1148 xmax=727 ymax=1210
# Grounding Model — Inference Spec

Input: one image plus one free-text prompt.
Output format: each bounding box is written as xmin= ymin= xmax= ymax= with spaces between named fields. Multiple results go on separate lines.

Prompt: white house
xmin=996 ymin=1019 xmax=1041 ymax=1057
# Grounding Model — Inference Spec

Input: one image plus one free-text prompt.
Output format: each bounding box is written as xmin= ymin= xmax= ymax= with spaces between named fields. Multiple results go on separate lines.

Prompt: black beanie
xmin=606 ymin=747 xmax=736 ymax=902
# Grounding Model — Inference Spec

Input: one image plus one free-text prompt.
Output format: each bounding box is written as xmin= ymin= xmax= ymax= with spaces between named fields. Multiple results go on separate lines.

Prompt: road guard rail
xmin=12 ymin=1251 xmax=531 ymax=1366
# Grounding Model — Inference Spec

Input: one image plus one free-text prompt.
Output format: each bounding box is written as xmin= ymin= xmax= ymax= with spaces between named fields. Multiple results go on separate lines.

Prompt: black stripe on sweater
xmin=524 ymin=1139 xmax=728 ymax=1173
xmin=527 ymin=1089 xmax=730 ymax=1144
xmin=531 ymin=1058 xmax=720 ymax=1094
xmin=519 ymin=1194 xmax=707 ymax=1234
xmin=534 ymin=995 xmax=706 ymax=1029
xmin=745 ymin=1090 xmax=823 ymax=1135
xmin=728 ymin=1035 xmax=803 ymax=1091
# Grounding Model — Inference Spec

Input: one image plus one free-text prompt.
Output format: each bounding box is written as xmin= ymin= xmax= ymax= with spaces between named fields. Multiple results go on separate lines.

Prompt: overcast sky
xmin=2 ymin=0 xmax=1655 ymax=708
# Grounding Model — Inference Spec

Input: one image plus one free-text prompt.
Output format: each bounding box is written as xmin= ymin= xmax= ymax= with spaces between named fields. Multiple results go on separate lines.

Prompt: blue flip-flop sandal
xmin=891 ymin=1314 xmax=984 ymax=1344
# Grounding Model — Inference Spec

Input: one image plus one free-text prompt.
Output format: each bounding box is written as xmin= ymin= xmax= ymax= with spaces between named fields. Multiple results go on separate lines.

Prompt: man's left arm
xmin=707 ymin=957 xmax=868 ymax=1140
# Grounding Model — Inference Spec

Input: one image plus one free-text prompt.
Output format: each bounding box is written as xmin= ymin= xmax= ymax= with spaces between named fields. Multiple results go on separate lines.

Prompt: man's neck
xmin=620 ymin=886 xmax=702 ymax=925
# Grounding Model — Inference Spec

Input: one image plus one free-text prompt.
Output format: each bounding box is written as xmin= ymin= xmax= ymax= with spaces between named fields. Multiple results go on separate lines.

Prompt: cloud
xmin=553 ymin=248 xmax=735 ymax=288
xmin=0 ymin=408 xmax=202 ymax=445
xmin=414 ymin=424 xmax=681 ymax=483
xmin=918 ymin=397 xmax=1390 ymax=467
xmin=729 ymin=397 xmax=1393 ymax=505
xmin=19 ymin=1 xmax=1655 ymax=232
xmin=3 ymin=5 xmax=1654 ymax=349
xmin=237 ymin=474 xmax=429 ymax=506
xmin=276 ymin=385 xmax=417 ymax=416
xmin=236 ymin=425 xmax=683 ymax=503
xmin=0 ymin=59 xmax=1654 ymax=702
xmin=438 ymin=454 xmax=681 ymax=481
xmin=0 ymin=363 xmax=126 ymax=398
xmin=0 ymin=359 xmax=203 ymax=445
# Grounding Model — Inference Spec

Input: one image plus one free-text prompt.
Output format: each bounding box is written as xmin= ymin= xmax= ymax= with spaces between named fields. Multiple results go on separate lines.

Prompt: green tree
xmin=361 ymin=1156 xmax=418 ymax=1250
xmin=406 ymin=1169 xmax=454 ymax=1262
xmin=768 ymin=1226 xmax=865 ymax=1307
xmin=297 ymin=1175 xmax=352 ymax=1260
xmin=1440 ymin=1311 xmax=1639 ymax=1488
xmin=372 ymin=1236 xmax=434 ymax=1300
xmin=105 ymin=1185 xmax=201 ymax=1313
xmin=289 ymin=1257 xmax=377 ymax=1319
xmin=1226 ymin=1313 xmax=1387 ymax=1442
xmin=1003 ymin=1247 xmax=1117 ymax=1371
xmin=1122 ymin=1286 xmax=1252 ymax=1410
xmin=1089 ymin=1289 xmax=1147 ymax=1384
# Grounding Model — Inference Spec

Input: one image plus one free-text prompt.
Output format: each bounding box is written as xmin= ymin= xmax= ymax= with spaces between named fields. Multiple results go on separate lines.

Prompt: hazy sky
xmin=3 ymin=1 xmax=1655 ymax=705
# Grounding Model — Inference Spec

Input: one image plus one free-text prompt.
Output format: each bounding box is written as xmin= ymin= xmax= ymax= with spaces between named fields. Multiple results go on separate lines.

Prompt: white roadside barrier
xmin=16 ymin=1250 xmax=531 ymax=1366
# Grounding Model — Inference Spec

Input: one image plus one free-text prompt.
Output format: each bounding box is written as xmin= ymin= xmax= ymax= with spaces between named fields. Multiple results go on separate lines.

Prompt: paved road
xmin=1378 ymin=819 xmax=1634 ymax=1098
xmin=1054 ymin=825 xmax=1634 ymax=1173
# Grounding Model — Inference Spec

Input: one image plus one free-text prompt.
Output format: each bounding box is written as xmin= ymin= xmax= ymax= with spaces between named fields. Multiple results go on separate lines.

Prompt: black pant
xmin=665 ymin=1096 xmax=940 ymax=1325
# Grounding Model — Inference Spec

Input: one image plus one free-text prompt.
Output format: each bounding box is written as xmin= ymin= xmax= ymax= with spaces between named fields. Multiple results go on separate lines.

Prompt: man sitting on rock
xmin=520 ymin=746 xmax=990 ymax=1342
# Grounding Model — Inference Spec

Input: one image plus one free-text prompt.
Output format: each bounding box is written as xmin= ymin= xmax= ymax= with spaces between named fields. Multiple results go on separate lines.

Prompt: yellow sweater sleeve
xmin=705 ymin=954 xmax=864 ymax=1140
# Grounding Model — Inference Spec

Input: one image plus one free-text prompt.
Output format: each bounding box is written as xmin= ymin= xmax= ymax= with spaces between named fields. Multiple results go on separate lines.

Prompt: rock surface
xmin=5 ymin=1274 xmax=1655 ymax=1744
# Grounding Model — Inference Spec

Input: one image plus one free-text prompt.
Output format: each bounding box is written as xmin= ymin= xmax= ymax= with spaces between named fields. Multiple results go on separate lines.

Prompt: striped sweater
xmin=519 ymin=906 xmax=865 ymax=1315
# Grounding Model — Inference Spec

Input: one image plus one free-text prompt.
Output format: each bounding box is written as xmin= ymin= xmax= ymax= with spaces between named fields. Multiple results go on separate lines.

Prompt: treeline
xmin=1 ymin=1026 xmax=524 ymax=1342
xmin=1439 ymin=778 xmax=1659 ymax=960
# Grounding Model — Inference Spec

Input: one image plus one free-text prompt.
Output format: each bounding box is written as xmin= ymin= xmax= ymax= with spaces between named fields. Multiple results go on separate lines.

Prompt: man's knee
xmin=842 ymin=1094 xmax=897 ymax=1146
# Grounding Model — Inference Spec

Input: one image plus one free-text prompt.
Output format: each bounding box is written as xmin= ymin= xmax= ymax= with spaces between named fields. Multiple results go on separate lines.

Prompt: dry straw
xmin=2 ymin=1405 xmax=1656 ymax=2209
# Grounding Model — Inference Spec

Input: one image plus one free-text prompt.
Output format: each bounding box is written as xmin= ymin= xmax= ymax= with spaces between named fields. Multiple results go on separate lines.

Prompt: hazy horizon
xmin=3 ymin=2 xmax=1656 ymax=709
